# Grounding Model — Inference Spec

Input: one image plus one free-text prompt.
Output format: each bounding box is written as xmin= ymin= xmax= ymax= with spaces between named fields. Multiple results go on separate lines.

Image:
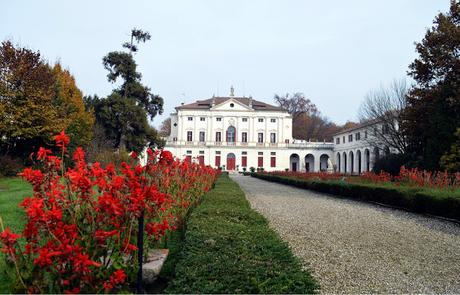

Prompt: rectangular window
xmin=343 ymin=136 xmax=346 ymax=143
xmin=215 ymin=132 xmax=221 ymax=142
xmin=270 ymin=133 xmax=276 ymax=143
xmin=364 ymin=130 xmax=368 ymax=139
xmin=258 ymin=156 xmax=263 ymax=167
xmin=216 ymin=117 xmax=222 ymax=122
xmin=258 ymin=133 xmax=264 ymax=143
xmin=199 ymin=150 xmax=204 ymax=154
xmin=270 ymin=118 xmax=276 ymax=123
xmin=242 ymin=118 xmax=248 ymax=122
xmin=270 ymin=157 xmax=276 ymax=167
xmin=241 ymin=156 xmax=247 ymax=167
xmin=199 ymin=131 xmax=205 ymax=142
xmin=336 ymin=137 xmax=340 ymax=144
xmin=215 ymin=155 xmax=221 ymax=167
xmin=188 ymin=117 xmax=193 ymax=121
xmin=348 ymin=134 xmax=353 ymax=142
xmin=258 ymin=152 xmax=263 ymax=155
xmin=186 ymin=150 xmax=192 ymax=154
xmin=355 ymin=132 xmax=360 ymax=141
xmin=242 ymin=132 xmax=248 ymax=143
xmin=187 ymin=131 xmax=193 ymax=142
xmin=198 ymin=155 xmax=204 ymax=166
xmin=200 ymin=117 xmax=205 ymax=121
xmin=270 ymin=152 xmax=276 ymax=155
xmin=242 ymin=151 xmax=247 ymax=155
xmin=258 ymin=118 xmax=264 ymax=122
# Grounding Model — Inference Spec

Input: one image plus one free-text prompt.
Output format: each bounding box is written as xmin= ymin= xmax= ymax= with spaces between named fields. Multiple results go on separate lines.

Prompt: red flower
xmin=55 ymin=130 xmax=70 ymax=150
xmin=0 ymin=228 xmax=20 ymax=253
xmin=160 ymin=150 xmax=174 ymax=164
xmin=72 ymin=147 xmax=85 ymax=163
xmin=37 ymin=147 xmax=52 ymax=160
xmin=130 ymin=151 xmax=138 ymax=159
xmin=104 ymin=269 xmax=126 ymax=291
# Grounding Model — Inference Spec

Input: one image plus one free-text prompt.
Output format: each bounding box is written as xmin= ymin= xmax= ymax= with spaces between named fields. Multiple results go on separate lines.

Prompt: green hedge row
xmin=164 ymin=174 xmax=318 ymax=294
xmin=251 ymin=173 xmax=460 ymax=222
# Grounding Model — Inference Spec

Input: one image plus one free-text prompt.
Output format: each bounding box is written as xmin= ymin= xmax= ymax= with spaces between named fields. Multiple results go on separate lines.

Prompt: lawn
xmin=164 ymin=174 xmax=318 ymax=294
xmin=0 ymin=177 xmax=31 ymax=293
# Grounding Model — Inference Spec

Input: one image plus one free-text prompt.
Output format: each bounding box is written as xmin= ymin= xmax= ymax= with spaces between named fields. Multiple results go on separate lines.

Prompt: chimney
xmin=211 ymin=94 xmax=216 ymax=107
xmin=248 ymin=95 xmax=253 ymax=108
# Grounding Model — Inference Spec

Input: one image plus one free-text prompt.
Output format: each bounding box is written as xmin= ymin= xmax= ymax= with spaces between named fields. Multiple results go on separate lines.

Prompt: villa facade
xmin=165 ymin=89 xmax=386 ymax=173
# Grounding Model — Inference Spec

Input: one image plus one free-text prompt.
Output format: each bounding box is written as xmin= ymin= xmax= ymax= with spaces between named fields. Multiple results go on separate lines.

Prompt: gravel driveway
xmin=230 ymin=174 xmax=460 ymax=294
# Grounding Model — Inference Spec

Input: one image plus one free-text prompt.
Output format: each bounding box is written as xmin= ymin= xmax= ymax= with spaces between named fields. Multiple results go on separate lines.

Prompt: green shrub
xmin=0 ymin=155 xmax=24 ymax=177
xmin=92 ymin=149 xmax=131 ymax=167
xmin=372 ymin=153 xmax=411 ymax=175
xmin=252 ymin=173 xmax=460 ymax=221
xmin=165 ymin=175 xmax=318 ymax=294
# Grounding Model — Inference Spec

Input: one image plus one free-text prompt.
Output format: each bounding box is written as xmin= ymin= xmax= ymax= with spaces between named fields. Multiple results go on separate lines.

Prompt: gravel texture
xmin=230 ymin=174 xmax=460 ymax=294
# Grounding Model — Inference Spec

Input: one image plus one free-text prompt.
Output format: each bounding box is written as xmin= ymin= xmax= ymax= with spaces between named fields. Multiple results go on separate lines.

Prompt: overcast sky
xmin=1 ymin=1 xmax=450 ymax=127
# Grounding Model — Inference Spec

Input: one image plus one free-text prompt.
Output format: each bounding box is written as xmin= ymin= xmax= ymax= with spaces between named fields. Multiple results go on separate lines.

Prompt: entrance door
xmin=292 ymin=162 xmax=297 ymax=172
xmin=227 ymin=153 xmax=236 ymax=170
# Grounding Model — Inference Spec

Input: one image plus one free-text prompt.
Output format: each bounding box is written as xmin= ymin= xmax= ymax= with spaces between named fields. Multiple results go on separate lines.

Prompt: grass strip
xmin=164 ymin=174 xmax=318 ymax=294
xmin=0 ymin=178 xmax=31 ymax=293
xmin=251 ymin=173 xmax=460 ymax=222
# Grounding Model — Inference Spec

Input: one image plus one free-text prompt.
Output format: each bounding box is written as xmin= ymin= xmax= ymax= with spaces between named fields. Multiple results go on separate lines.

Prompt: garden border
xmin=250 ymin=173 xmax=460 ymax=222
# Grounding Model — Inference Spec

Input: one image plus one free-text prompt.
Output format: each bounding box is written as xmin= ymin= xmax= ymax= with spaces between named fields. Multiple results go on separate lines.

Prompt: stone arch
xmin=349 ymin=151 xmax=354 ymax=174
xmin=336 ymin=152 xmax=341 ymax=173
xmin=364 ymin=149 xmax=370 ymax=172
xmin=290 ymin=153 xmax=300 ymax=172
xmin=384 ymin=146 xmax=390 ymax=156
xmin=320 ymin=154 xmax=329 ymax=172
xmin=356 ymin=150 xmax=362 ymax=174
xmin=305 ymin=154 xmax=315 ymax=172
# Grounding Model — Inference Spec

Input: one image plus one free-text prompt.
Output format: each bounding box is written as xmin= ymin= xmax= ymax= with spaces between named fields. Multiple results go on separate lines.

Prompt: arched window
xmin=227 ymin=126 xmax=236 ymax=142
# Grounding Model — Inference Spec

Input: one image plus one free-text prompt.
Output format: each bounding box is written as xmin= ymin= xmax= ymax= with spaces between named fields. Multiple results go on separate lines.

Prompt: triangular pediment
xmin=211 ymin=98 xmax=253 ymax=111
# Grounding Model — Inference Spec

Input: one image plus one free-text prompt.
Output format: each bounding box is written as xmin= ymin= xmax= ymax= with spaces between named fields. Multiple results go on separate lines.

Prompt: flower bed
xmin=0 ymin=131 xmax=219 ymax=293
xmin=251 ymin=170 xmax=460 ymax=222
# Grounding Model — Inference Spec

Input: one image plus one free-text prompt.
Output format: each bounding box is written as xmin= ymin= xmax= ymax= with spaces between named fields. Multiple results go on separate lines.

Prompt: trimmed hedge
xmin=251 ymin=173 xmax=460 ymax=222
xmin=164 ymin=174 xmax=318 ymax=294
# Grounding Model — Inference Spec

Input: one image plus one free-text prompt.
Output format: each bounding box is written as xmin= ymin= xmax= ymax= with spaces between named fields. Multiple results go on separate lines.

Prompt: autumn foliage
xmin=0 ymin=131 xmax=218 ymax=293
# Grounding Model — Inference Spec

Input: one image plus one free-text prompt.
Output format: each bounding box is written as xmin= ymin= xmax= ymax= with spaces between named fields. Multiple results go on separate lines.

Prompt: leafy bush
xmin=372 ymin=153 xmax=411 ymax=175
xmin=0 ymin=155 xmax=24 ymax=177
xmin=165 ymin=175 xmax=318 ymax=294
xmin=249 ymin=166 xmax=255 ymax=173
xmin=92 ymin=149 xmax=131 ymax=167
xmin=252 ymin=173 xmax=460 ymax=221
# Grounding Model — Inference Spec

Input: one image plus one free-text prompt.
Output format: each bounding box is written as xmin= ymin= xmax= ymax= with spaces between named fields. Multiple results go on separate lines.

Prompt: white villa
xmin=165 ymin=87 xmax=387 ymax=173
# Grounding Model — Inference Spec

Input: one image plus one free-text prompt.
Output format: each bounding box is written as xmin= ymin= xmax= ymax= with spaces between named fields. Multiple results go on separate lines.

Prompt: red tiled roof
xmin=176 ymin=96 xmax=285 ymax=111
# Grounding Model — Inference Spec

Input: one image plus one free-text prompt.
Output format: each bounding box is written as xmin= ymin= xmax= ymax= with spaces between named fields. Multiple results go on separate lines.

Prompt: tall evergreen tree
xmin=94 ymin=28 xmax=164 ymax=152
xmin=403 ymin=1 xmax=460 ymax=170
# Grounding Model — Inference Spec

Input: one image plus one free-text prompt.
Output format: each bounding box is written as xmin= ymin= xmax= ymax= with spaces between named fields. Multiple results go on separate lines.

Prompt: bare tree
xmin=159 ymin=117 xmax=171 ymax=137
xmin=358 ymin=79 xmax=408 ymax=154
xmin=274 ymin=92 xmax=318 ymax=119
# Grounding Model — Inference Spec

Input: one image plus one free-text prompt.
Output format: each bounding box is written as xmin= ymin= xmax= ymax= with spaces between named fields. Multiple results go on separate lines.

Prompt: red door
xmin=227 ymin=153 xmax=236 ymax=170
xmin=198 ymin=156 xmax=204 ymax=166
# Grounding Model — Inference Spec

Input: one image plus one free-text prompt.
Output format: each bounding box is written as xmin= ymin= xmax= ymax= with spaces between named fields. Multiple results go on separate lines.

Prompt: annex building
xmin=165 ymin=87 xmax=385 ymax=173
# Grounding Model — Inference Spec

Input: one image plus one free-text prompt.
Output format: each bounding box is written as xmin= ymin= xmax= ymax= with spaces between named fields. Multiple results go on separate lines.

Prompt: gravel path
xmin=230 ymin=174 xmax=460 ymax=294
